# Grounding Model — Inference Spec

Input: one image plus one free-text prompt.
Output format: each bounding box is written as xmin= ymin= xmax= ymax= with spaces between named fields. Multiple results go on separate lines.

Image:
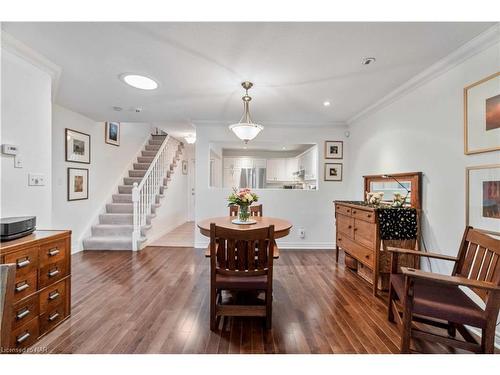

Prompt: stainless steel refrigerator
xmin=239 ymin=168 xmax=266 ymax=189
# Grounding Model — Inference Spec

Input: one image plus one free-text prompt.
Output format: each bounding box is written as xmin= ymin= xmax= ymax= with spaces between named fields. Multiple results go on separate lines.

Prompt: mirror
xmin=209 ymin=142 xmax=318 ymax=190
xmin=363 ymin=172 xmax=422 ymax=208
xmin=369 ymin=181 xmax=412 ymax=204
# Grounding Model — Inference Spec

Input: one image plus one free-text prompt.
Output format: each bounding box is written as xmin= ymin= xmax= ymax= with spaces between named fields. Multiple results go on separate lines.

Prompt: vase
xmin=238 ymin=205 xmax=250 ymax=222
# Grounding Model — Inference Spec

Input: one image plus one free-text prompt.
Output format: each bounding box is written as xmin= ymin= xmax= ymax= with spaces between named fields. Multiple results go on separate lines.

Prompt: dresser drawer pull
xmin=367 ymin=214 xmax=372 ymax=218
xmin=16 ymin=258 xmax=30 ymax=268
xmin=16 ymin=332 xmax=30 ymax=344
xmin=348 ymin=225 xmax=352 ymax=229
xmin=15 ymin=282 xmax=29 ymax=293
xmin=48 ymin=291 xmax=60 ymax=300
xmin=48 ymin=312 xmax=60 ymax=322
xmin=48 ymin=248 xmax=60 ymax=256
xmin=16 ymin=308 xmax=31 ymax=320
xmin=352 ymin=210 xmax=357 ymax=214
xmin=48 ymin=268 xmax=60 ymax=278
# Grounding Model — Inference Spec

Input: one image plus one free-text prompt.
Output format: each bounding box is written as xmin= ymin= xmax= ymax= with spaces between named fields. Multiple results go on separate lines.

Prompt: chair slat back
xmin=453 ymin=227 xmax=500 ymax=302
xmin=229 ymin=205 xmax=239 ymax=217
xmin=210 ymin=223 xmax=274 ymax=276
xmin=250 ymin=204 xmax=263 ymax=217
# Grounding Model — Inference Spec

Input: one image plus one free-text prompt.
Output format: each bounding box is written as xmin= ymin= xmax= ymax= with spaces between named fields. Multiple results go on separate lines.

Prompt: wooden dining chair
xmin=229 ymin=205 xmax=239 ymax=217
xmin=228 ymin=204 xmax=263 ymax=217
xmin=0 ymin=264 xmax=16 ymax=350
xmin=387 ymin=226 xmax=500 ymax=353
xmin=209 ymin=223 xmax=275 ymax=330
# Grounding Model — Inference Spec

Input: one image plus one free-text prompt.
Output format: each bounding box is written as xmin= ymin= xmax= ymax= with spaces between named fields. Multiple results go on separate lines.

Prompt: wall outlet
xmin=28 ymin=173 xmax=45 ymax=186
xmin=298 ymin=227 xmax=305 ymax=239
xmin=14 ymin=156 xmax=23 ymax=168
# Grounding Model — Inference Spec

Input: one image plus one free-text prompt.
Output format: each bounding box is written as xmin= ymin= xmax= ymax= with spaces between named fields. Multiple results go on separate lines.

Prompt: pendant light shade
xmin=228 ymin=82 xmax=264 ymax=143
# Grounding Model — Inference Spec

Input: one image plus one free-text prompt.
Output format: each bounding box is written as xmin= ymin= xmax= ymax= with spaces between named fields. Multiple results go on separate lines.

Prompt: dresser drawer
xmin=39 ymin=279 xmax=67 ymax=314
xmin=10 ymin=316 xmax=39 ymax=350
xmin=13 ymin=272 xmax=38 ymax=302
xmin=337 ymin=235 xmax=374 ymax=268
xmin=39 ymin=260 xmax=68 ymax=288
xmin=39 ymin=239 xmax=68 ymax=267
xmin=40 ymin=304 xmax=66 ymax=335
xmin=335 ymin=204 xmax=352 ymax=217
xmin=4 ymin=246 xmax=39 ymax=278
xmin=12 ymin=294 xmax=39 ymax=330
xmin=354 ymin=219 xmax=377 ymax=249
xmin=336 ymin=214 xmax=354 ymax=239
xmin=351 ymin=208 xmax=376 ymax=223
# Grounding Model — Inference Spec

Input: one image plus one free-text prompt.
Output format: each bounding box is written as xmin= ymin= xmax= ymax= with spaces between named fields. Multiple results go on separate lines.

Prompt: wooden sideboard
xmin=334 ymin=201 xmax=419 ymax=295
xmin=0 ymin=230 xmax=71 ymax=352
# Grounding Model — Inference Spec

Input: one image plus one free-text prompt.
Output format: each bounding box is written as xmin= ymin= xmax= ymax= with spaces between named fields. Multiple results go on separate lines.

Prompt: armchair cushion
xmin=215 ymin=274 xmax=268 ymax=290
xmin=390 ymin=274 xmax=487 ymax=328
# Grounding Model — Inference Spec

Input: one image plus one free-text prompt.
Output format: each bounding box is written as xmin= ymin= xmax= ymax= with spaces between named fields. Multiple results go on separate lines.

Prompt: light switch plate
xmin=14 ymin=156 xmax=23 ymax=168
xmin=28 ymin=173 xmax=45 ymax=186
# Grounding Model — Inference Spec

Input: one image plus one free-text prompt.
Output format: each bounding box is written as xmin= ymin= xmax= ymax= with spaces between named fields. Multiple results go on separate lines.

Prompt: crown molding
xmin=347 ymin=23 xmax=500 ymax=126
xmin=1 ymin=31 xmax=62 ymax=102
xmin=192 ymin=119 xmax=347 ymax=128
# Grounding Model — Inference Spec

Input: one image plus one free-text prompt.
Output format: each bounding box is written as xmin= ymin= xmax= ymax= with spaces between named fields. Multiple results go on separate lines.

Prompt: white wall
xmin=51 ymin=105 xmax=152 ymax=252
xmin=195 ymin=125 xmax=350 ymax=249
xmin=1 ymin=50 xmax=52 ymax=227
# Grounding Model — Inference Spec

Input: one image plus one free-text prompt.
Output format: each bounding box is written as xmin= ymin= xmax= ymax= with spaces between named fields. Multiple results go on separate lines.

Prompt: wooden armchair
xmin=228 ymin=204 xmax=263 ymax=217
xmin=387 ymin=226 xmax=500 ymax=353
xmin=1 ymin=264 xmax=16 ymax=350
xmin=209 ymin=223 xmax=275 ymax=330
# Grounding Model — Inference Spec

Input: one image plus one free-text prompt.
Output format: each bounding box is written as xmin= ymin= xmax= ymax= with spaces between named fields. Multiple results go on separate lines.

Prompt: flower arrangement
xmin=366 ymin=191 xmax=384 ymax=205
xmin=228 ymin=188 xmax=259 ymax=222
xmin=391 ymin=192 xmax=406 ymax=208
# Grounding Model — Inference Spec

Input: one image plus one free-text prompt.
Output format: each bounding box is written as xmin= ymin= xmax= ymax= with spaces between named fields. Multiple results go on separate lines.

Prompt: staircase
xmin=83 ymin=134 xmax=183 ymax=250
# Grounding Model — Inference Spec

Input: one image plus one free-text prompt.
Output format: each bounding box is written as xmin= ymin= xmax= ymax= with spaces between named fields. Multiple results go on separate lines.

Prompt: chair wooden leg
xmin=265 ymin=290 xmax=273 ymax=329
xmin=447 ymin=322 xmax=456 ymax=338
xmin=482 ymin=324 xmax=495 ymax=354
xmin=335 ymin=245 xmax=339 ymax=263
xmin=387 ymin=283 xmax=396 ymax=323
xmin=210 ymin=286 xmax=217 ymax=331
xmin=400 ymin=295 xmax=413 ymax=353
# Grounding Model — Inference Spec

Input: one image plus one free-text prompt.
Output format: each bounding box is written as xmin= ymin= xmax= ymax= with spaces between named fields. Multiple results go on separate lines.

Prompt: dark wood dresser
xmin=0 ymin=230 xmax=71 ymax=351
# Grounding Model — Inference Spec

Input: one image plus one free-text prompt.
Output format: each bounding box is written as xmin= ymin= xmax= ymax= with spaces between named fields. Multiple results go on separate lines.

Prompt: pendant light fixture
xmin=228 ymin=81 xmax=263 ymax=143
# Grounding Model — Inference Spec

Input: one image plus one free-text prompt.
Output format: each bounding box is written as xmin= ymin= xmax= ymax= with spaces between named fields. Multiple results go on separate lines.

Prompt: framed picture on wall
xmin=324 ymin=163 xmax=343 ymax=182
xmin=67 ymin=167 xmax=89 ymax=201
xmin=182 ymin=160 xmax=188 ymax=175
xmin=466 ymin=164 xmax=500 ymax=235
xmin=464 ymin=71 xmax=500 ymax=155
xmin=105 ymin=122 xmax=120 ymax=146
xmin=325 ymin=140 xmax=343 ymax=159
xmin=65 ymin=128 xmax=90 ymax=164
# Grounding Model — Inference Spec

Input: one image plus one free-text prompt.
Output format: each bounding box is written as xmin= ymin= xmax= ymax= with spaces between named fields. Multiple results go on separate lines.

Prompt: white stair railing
xmin=131 ymin=135 xmax=181 ymax=250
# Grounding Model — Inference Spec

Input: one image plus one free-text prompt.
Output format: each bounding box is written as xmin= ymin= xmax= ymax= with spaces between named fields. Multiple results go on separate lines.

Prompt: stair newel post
xmin=132 ymin=182 xmax=140 ymax=251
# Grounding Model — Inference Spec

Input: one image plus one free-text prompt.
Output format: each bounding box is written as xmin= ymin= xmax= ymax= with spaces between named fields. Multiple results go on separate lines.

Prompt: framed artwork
xmin=466 ymin=164 xmax=500 ymax=235
xmin=464 ymin=71 xmax=500 ymax=155
xmin=105 ymin=122 xmax=120 ymax=146
xmin=182 ymin=160 xmax=188 ymax=175
xmin=65 ymin=128 xmax=90 ymax=164
xmin=324 ymin=163 xmax=343 ymax=182
xmin=67 ymin=168 xmax=89 ymax=201
xmin=325 ymin=140 xmax=343 ymax=159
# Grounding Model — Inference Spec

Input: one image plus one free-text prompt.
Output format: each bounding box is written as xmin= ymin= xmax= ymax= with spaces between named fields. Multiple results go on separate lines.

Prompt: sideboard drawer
xmin=40 ymin=304 xmax=66 ymax=335
xmin=39 ymin=260 xmax=68 ymax=288
xmin=39 ymin=239 xmax=68 ymax=267
xmin=337 ymin=235 xmax=374 ymax=268
xmin=12 ymin=294 xmax=39 ymax=330
xmin=39 ymin=279 xmax=67 ymax=314
xmin=335 ymin=204 xmax=352 ymax=217
xmin=354 ymin=219 xmax=377 ymax=249
xmin=10 ymin=316 xmax=39 ymax=350
xmin=13 ymin=272 xmax=38 ymax=302
xmin=336 ymin=214 xmax=354 ymax=239
xmin=4 ymin=246 xmax=39 ymax=278
xmin=351 ymin=208 xmax=376 ymax=223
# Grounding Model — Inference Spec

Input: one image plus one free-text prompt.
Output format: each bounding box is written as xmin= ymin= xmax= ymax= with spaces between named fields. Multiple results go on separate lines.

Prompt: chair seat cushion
xmin=215 ymin=273 xmax=268 ymax=290
xmin=390 ymin=274 xmax=487 ymax=328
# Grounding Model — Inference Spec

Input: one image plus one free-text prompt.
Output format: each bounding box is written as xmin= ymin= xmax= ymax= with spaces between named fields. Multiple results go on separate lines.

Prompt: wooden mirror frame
xmin=363 ymin=172 xmax=422 ymax=209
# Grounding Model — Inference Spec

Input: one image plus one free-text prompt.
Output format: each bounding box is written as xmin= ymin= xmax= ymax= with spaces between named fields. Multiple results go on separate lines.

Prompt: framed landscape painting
xmin=67 ymin=167 xmax=89 ymax=201
xmin=65 ymin=128 xmax=90 ymax=164
xmin=105 ymin=121 xmax=120 ymax=146
xmin=464 ymin=71 xmax=500 ymax=154
xmin=466 ymin=164 xmax=500 ymax=235
xmin=325 ymin=140 xmax=343 ymax=159
xmin=324 ymin=163 xmax=343 ymax=182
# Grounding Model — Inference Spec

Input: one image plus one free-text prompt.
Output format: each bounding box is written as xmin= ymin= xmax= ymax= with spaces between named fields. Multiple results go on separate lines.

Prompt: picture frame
xmin=324 ymin=163 xmax=343 ymax=182
xmin=325 ymin=140 xmax=343 ymax=159
xmin=182 ymin=160 xmax=188 ymax=175
xmin=67 ymin=167 xmax=89 ymax=201
xmin=464 ymin=71 xmax=500 ymax=155
xmin=105 ymin=122 xmax=120 ymax=146
xmin=466 ymin=164 xmax=500 ymax=235
xmin=65 ymin=128 xmax=91 ymax=164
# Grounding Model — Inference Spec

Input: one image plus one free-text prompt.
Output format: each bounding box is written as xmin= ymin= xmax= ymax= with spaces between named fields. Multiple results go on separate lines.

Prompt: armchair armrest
xmin=386 ymin=247 xmax=457 ymax=262
xmin=401 ymin=267 xmax=500 ymax=291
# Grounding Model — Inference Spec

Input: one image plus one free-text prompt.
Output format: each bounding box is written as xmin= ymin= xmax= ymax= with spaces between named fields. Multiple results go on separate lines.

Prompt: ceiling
xmin=2 ymin=22 xmax=494 ymax=130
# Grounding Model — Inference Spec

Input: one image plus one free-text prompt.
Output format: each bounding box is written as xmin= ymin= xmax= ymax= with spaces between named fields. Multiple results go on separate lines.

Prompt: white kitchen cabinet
xmin=266 ymin=158 xmax=286 ymax=182
xmin=285 ymin=157 xmax=298 ymax=180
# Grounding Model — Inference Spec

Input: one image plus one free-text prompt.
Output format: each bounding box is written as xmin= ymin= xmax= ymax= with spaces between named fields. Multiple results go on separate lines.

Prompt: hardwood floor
xmin=149 ymin=222 xmax=194 ymax=247
xmin=34 ymin=247 xmax=479 ymax=354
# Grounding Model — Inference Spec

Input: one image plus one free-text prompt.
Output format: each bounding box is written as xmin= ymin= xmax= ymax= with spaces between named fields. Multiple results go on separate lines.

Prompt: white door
xmin=188 ymin=158 xmax=196 ymax=221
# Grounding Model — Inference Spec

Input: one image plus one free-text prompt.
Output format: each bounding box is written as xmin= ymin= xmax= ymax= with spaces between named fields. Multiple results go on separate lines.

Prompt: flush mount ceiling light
xmin=184 ymin=134 xmax=196 ymax=144
xmin=323 ymin=100 xmax=331 ymax=107
xmin=228 ymin=81 xmax=264 ymax=144
xmin=120 ymin=74 xmax=158 ymax=90
xmin=361 ymin=57 xmax=376 ymax=65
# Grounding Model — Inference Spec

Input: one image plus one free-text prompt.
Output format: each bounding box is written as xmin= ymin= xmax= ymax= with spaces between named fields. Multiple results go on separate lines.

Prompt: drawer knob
xmin=16 ymin=308 xmax=30 ymax=320
xmin=15 ymin=282 xmax=29 ymax=293
xmin=338 ymin=238 xmax=342 ymax=241
xmin=16 ymin=258 xmax=30 ymax=268
xmin=48 ymin=291 xmax=60 ymax=301
xmin=48 ymin=248 xmax=60 ymax=256
xmin=348 ymin=225 xmax=352 ymax=229
xmin=48 ymin=312 xmax=60 ymax=322
xmin=48 ymin=268 xmax=60 ymax=278
xmin=354 ymin=228 xmax=358 ymax=231
xmin=16 ymin=332 xmax=30 ymax=344
xmin=367 ymin=214 xmax=372 ymax=218
xmin=365 ymin=255 xmax=370 ymax=259
xmin=352 ymin=210 xmax=357 ymax=214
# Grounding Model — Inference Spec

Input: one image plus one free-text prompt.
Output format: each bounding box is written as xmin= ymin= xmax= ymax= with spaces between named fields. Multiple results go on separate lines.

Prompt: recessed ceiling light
xmin=120 ymin=74 xmax=158 ymax=90
xmin=282 ymin=146 xmax=286 ymax=150
xmin=361 ymin=57 xmax=376 ymax=65
xmin=323 ymin=101 xmax=331 ymax=107
xmin=112 ymin=106 xmax=122 ymax=111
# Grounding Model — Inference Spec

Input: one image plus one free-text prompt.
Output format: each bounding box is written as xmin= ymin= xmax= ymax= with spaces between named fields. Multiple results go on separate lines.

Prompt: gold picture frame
xmin=464 ymin=71 xmax=500 ymax=155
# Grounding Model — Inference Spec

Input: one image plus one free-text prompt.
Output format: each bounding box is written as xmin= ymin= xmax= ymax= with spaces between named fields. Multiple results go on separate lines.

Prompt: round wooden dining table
xmin=198 ymin=216 xmax=293 ymax=258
